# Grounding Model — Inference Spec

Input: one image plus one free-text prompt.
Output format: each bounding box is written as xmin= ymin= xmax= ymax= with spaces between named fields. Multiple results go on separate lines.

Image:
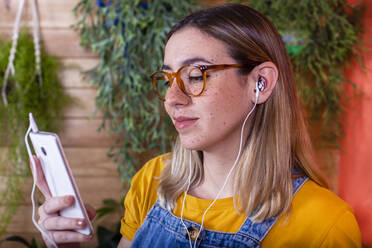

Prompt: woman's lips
xmin=174 ymin=116 xmax=199 ymax=130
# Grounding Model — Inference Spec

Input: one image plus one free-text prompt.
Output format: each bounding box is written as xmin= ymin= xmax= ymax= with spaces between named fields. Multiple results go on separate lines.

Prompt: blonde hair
xmin=157 ymin=4 xmax=328 ymax=222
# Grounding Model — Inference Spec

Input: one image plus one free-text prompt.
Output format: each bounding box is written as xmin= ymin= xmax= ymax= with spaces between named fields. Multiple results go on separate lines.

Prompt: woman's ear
xmin=248 ymin=61 xmax=278 ymax=104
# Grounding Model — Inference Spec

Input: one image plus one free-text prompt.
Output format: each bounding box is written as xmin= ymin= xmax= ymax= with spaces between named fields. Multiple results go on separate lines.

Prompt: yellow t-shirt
xmin=120 ymin=154 xmax=362 ymax=247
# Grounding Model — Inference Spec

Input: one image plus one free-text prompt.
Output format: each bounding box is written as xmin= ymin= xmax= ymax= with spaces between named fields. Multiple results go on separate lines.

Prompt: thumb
xmin=29 ymin=155 xmax=52 ymax=199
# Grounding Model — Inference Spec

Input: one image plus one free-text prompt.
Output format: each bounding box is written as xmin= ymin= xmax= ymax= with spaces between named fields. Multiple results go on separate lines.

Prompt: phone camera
xmin=41 ymin=147 xmax=47 ymax=156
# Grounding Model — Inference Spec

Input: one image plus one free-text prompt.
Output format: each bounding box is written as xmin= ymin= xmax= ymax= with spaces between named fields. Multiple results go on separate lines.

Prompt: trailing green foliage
xmin=1 ymin=235 xmax=42 ymax=248
xmin=95 ymin=198 xmax=124 ymax=248
xmin=247 ymin=0 xmax=364 ymax=148
xmin=0 ymin=30 xmax=72 ymax=235
xmin=74 ymin=0 xmax=198 ymax=183
xmin=74 ymin=0 xmax=363 ymax=188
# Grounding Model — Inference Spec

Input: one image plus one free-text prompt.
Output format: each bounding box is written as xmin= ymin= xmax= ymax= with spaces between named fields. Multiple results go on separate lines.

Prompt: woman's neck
xmin=188 ymin=144 xmax=241 ymax=200
xmin=188 ymin=118 xmax=252 ymax=200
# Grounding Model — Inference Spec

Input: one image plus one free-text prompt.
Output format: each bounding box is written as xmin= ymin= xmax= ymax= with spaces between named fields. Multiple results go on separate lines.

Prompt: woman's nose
xmin=164 ymin=79 xmax=190 ymax=107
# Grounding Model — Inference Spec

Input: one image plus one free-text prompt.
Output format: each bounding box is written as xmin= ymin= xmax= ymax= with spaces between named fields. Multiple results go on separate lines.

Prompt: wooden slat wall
xmin=0 ymin=1 xmax=122 ymax=247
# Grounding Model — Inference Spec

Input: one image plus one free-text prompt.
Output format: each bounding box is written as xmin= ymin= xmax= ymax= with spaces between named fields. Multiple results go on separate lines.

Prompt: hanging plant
xmin=0 ymin=30 xmax=72 ymax=235
xmin=247 ymin=0 xmax=364 ymax=149
xmin=73 ymin=0 xmax=364 ymax=186
xmin=73 ymin=0 xmax=199 ymax=183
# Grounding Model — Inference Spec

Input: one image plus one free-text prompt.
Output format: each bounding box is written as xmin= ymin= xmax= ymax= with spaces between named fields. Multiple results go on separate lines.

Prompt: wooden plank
xmin=3 ymin=216 xmax=122 ymax=248
xmin=0 ymin=119 xmax=114 ymax=147
xmin=65 ymin=147 xmax=118 ymax=177
xmin=59 ymin=58 xmax=99 ymax=89
xmin=3 ymin=205 xmax=41 ymax=232
xmin=1 ymin=233 xmax=94 ymax=248
xmin=0 ymin=28 xmax=97 ymax=58
xmin=64 ymin=88 xmax=102 ymax=118
xmin=2 ymin=233 xmax=101 ymax=248
xmin=42 ymin=28 xmax=96 ymax=58
xmin=77 ymin=176 xmax=124 ymax=207
xmin=0 ymin=147 xmax=118 ymax=177
xmin=2 ymin=228 xmax=98 ymax=248
xmin=3 ymin=175 xmax=124 ymax=225
xmin=0 ymin=0 xmax=80 ymax=29
xmin=59 ymin=119 xmax=115 ymax=148
xmin=1 ymin=232 xmax=46 ymax=248
xmin=2 ymin=234 xmax=98 ymax=248
xmin=1 ymin=175 xmax=124 ymax=206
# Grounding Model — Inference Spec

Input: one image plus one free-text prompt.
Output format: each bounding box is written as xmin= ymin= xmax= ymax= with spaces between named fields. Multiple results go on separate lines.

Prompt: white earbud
xmin=254 ymin=76 xmax=265 ymax=101
xmin=257 ymin=76 xmax=265 ymax=92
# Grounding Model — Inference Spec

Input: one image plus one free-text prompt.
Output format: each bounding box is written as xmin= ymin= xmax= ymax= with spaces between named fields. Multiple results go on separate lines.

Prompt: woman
xmin=35 ymin=4 xmax=361 ymax=247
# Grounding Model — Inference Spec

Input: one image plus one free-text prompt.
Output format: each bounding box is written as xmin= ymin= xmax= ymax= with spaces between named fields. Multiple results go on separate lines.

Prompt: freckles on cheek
xmin=192 ymin=136 xmax=203 ymax=145
xmin=205 ymin=111 xmax=216 ymax=125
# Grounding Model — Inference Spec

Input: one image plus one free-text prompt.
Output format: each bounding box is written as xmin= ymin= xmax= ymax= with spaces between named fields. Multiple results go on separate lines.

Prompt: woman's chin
xmin=179 ymin=136 xmax=205 ymax=151
xmin=179 ymin=135 xmax=215 ymax=152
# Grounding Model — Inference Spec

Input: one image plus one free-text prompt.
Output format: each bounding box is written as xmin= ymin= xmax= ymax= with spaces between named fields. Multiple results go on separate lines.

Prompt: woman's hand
xmin=31 ymin=156 xmax=96 ymax=247
xmin=38 ymin=195 xmax=95 ymax=246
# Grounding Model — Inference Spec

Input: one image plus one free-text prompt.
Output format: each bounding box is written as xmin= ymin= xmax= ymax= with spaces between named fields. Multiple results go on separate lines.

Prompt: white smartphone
xmin=28 ymin=113 xmax=93 ymax=235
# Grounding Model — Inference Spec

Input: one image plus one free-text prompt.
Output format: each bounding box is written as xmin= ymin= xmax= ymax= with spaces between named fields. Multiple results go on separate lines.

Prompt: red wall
xmin=339 ymin=0 xmax=372 ymax=246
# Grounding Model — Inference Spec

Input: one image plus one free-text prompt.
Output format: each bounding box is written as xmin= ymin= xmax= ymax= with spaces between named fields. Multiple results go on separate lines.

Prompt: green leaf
xmin=5 ymin=236 xmax=30 ymax=247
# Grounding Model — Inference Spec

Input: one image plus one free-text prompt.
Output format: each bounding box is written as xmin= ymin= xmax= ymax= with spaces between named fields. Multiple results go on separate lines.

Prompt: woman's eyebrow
xmin=161 ymin=64 xmax=172 ymax=71
xmin=182 ymin=57 xmax=212 ymax=65
xmin=161 ymin=57 xmax=213 ymax=71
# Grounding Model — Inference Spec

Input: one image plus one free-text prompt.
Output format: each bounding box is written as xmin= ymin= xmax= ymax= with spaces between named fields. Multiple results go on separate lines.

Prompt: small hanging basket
xmin=1 ymin=0 xmax=42 ymax=106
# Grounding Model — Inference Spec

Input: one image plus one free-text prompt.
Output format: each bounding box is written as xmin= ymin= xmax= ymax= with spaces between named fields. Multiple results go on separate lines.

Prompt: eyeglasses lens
xmin=180 ymin=66 xmax=204 ymax=96
xmin=153 ymin=66 xmax=205 ymax=99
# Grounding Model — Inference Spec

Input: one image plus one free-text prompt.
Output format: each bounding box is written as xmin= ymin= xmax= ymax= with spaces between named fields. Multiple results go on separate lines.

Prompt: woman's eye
xmin=189 ymin=74 xmax=210 ymax=82
xmin=164 ymin=81 xmax=170 ymax=87
xmin=189 ymin=76 xmax=203 ymax=82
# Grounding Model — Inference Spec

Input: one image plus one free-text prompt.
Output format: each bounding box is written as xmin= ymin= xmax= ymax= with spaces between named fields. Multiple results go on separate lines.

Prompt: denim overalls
xmin=132 ymin=175 xmax=308 ymax=247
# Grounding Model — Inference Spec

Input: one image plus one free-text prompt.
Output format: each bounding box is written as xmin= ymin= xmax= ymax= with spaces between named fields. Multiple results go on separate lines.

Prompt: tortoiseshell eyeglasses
xmin=150 ymin=64 xmax=243 ymax=101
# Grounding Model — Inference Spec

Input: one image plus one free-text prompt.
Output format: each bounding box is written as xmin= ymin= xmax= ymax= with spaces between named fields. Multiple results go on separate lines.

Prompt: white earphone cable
xmin=25 ymin=125 xmax=59 ymax=248
xmin=180 ymin=152 xmax=193 ymax=248
xmin=181 ymin=85 xmax=260 ymax=248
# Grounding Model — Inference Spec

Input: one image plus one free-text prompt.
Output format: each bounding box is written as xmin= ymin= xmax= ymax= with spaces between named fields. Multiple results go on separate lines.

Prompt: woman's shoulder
xmin=132 ymin=153 xmax=170 ymax=182
xmin=263 ymin=179 xmax=362 ymax=247
xmin=121 ymin=153 xmax=171 ymax=240
xmin=297 ymin=179 xmax=352 ymax=213
xmin=129 ymin=153 xmax=174 ymax=201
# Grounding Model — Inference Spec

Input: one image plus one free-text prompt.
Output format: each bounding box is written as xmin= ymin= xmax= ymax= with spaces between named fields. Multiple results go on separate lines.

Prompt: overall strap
xmin=236 ymin=176 xmax=308 ymax=243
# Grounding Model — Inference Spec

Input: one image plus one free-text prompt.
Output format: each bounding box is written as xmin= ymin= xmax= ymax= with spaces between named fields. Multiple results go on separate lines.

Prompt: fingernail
xmin=77 ymin=219 xmax=86 ymax=227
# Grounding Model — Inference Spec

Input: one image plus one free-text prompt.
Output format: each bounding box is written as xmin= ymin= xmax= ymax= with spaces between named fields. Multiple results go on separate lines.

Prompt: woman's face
xmin=163 ymin=27 xmax=255 ymax=153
